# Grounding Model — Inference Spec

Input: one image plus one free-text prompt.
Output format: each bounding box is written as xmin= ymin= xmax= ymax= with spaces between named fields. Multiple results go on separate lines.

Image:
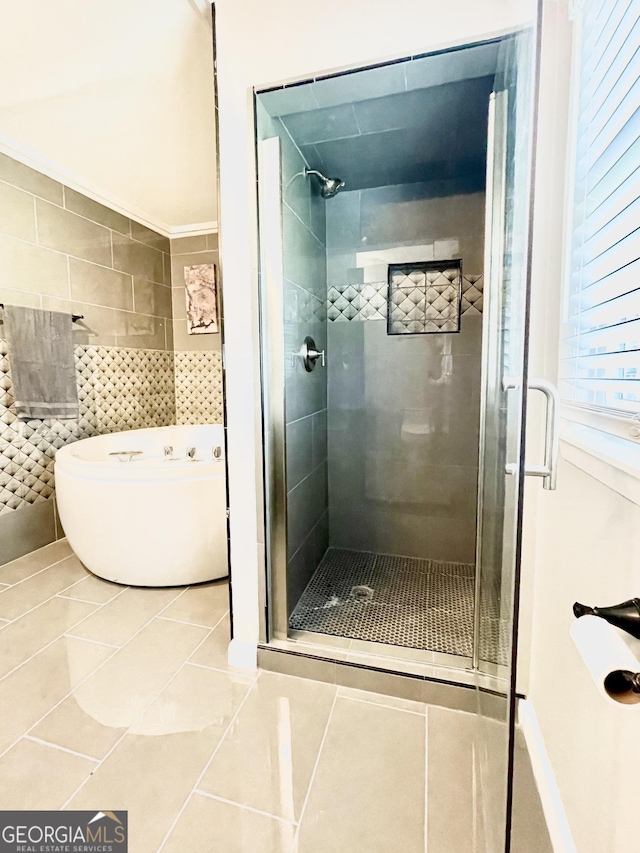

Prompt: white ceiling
xmin=0 ymin=0 xmax=218 ymax=233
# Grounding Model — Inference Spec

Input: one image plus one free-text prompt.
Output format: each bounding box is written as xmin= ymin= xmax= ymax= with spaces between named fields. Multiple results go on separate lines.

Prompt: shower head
xmin=305 ymin=168 xmax=345 ymax=199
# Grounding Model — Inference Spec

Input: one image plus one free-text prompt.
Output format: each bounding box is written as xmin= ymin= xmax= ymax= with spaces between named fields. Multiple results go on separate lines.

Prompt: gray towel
xmin=4 ymin=306 xmax=78 ymax=420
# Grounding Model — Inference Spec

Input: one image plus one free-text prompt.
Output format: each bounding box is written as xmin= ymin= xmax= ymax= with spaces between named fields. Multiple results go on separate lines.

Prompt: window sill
xmin=560 ymin=412 xmax=640 ymax=507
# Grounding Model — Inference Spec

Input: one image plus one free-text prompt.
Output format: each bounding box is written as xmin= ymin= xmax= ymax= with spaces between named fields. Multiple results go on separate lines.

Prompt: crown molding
xmin=0 ymin=132 xmax=218 ymax=240
xmin=169 ymin=221 xmax=219 ymax=238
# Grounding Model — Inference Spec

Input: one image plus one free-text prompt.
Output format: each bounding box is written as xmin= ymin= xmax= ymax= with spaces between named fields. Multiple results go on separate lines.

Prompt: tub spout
xmin=108 ymin=451 xmax=143 ymax=463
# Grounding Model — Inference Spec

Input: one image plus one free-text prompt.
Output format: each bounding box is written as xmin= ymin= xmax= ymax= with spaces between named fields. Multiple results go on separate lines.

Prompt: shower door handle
xmin=525 ymin=379 xmax=560 ymax=490
xmin=504 ymin=378 xmax=560 ymax=490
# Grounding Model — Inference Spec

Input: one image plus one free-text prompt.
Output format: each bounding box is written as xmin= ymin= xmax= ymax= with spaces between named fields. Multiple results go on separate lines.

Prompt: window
xmin=561 ymin=0 xmax=640 ymax=427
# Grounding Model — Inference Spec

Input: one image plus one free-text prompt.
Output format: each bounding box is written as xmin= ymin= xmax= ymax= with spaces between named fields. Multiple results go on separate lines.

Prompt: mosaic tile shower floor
xmin=289 ymin=548 xmax=476 ymax=657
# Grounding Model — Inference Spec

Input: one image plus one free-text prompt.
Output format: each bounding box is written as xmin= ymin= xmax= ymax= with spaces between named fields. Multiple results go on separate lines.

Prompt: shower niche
xmin=256 ymin=34 xmax=533 ymax=679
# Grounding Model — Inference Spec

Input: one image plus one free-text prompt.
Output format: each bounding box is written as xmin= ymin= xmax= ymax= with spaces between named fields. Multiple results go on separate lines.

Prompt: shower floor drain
xmin=350 ymin=585 xmax=374 ymax=602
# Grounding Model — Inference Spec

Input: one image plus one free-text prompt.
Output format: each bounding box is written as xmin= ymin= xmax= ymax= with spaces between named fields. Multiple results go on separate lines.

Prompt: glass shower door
xmin=473 ymin=23 xmax=540 ymax=853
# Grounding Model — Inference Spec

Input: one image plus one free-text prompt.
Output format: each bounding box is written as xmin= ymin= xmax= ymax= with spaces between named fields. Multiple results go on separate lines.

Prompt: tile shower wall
xmin=170 ymin=235 xmax=224 ymax=425
xmin=326 ymin=183 xmax=485 ymax=563
xmin=257 ymin=105 xmax=329 ymax=615
xmin=0 ymin=153 xmax=176 ymax=564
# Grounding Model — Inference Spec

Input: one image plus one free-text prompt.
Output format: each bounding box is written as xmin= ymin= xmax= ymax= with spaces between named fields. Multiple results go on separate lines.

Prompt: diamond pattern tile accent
xmin=327 ymin=282 xmax=389 ymax=323
xmin=328 ymin=274 xmax=483 ymax=322
xmin=174 ymin=351 xmax=223 ymax=425
xmin=461 ymin=274 xmax=484 ymax=315
xmin=0 ymin=340 xmax=175 ymax=515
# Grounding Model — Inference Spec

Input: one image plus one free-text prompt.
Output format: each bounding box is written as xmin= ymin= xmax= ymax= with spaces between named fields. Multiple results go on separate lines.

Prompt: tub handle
xmin=164 ymin=445 xmax=174 ymax=459
xmin=109 ymin=451 xmax=143 ymax=463
xmin=213 ymin=446 xmax=222 ymax=459
xmin=187 ymin=447 xmax=196 ymax=460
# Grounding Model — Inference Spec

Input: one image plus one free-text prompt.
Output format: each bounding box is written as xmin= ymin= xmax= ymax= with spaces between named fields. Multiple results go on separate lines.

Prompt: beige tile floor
xmin=0 ymin=539 xmax=551 ymax=853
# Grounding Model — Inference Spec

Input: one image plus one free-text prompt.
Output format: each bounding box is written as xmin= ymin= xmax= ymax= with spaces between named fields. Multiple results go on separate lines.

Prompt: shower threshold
xmin=289 ymin=548 xmax=476 ymax=660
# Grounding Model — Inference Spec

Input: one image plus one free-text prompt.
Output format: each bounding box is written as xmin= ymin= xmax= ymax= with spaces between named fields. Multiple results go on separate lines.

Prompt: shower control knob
xmin=301 ymin=336 xmax=325 ymax=372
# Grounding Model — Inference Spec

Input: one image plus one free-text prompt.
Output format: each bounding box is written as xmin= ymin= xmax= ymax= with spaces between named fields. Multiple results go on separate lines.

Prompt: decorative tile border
xmin=0 ymin=341 xmax=175 ymax=515
xmin=174 ymin=350 xmax=224 ymax=425
xmin=328 ymin=274 xmax=483 ymax=322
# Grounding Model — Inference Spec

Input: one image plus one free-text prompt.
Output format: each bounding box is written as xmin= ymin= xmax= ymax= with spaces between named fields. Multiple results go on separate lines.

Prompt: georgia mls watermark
xmin=0 ymin=811 xmax=127 ymax=853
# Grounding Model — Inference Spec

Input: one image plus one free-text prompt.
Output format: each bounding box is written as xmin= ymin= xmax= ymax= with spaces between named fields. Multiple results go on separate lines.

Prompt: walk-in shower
xmin=256 ymin=37 xmax=522 ymax=672
xmin=255 ymin=20 xmax=539 ymax=853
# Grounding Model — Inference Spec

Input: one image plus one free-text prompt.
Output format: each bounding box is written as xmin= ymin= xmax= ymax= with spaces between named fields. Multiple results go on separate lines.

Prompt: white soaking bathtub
xmin=55 ymin=424 xmax=228 ymax=586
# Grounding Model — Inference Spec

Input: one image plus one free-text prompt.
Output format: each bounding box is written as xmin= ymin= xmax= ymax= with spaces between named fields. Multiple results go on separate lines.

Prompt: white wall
xmin=0 ymin=0 xmax=217 ymax=231
xmin=213 ymin=0 xmax=535 ymax=666
xmin=523 ymin=2 xmax=640 ymax=851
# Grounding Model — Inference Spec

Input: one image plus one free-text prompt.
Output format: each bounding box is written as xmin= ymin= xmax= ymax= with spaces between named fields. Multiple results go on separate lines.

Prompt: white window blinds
xmin=561 ymin=0 xmax=640 ymax=416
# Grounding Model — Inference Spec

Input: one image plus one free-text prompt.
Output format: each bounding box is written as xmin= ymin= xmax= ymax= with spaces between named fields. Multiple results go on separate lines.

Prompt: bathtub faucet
xmin=187 ymin=447 xmax=196 ymax=460
xmin=213 ymin=446 xmax=222 ymax=459
xmin=163 ymin=446 xmax=173 ymax=460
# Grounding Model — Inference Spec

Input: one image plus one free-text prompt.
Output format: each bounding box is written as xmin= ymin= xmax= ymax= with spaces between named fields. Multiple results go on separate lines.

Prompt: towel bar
xmin=0 ymin=304 xmax=84 ymax=323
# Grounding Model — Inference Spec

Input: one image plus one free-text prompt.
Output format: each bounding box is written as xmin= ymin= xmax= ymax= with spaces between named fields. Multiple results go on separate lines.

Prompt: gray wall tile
xmin=163 ymin=251 xmax=172 ymax=287
xmin=0 ymin=501 xmax=56 ymax=566
xmin=171 ymin=287 xmax=187 ymax=320
xmin=133 ymin=278 xmax=172 ymax=318
xmin=313 ymin=509 xmax=329 ymax=567
xmin=0 ymin=234 xmax=69 ymax=298
xmin=170 ymin=246 xmax=219 ymax=354
xmin=115 ymin=314 xmax=167 ymax=350
xmin=282 ymin=205 xmax=325 ymax=299
xmin=286 ymin=416 xmax=313 ymax=491
xmin=312 ymin=63 xmax=406 ymax=108
xmin=282 ymin=103 xmax=359 ymax=145
xmin=280 ymin=128 xmax=311 ymax=229
xmin=64 ymin=188 xmax=130 ymax=235
xmin=170 ymin=235 xmax=208 ymax=255
xmin=329 ymin=505 xmax=476 ymax=563
xmin=0 ymin=153 xmax=63 ymax=205
xmin=287 ymin=532 xmax=316 ymax=615
xmin=173 ymin=319 xmax=221 ymax=352
xmin=131 ymin=220 xmax=170 ymax=254
xmin=287 ymin=462 xmax=329 ymax=560
xmin=69 ymin=257 xmax=134 ymax=311
xmin=312 ymin=409 xmax=328 ymax=468
xmin=258 ymin=86 xmax=319 ymax=118
xmin=0 ymin=182 xmax=36 ymax=242
xmin=36 ymin=199 xmax=112 ymax=267
xmin=0 ymin=286 xmax=41 ymax=310
xmin=326 ymin=184 xmax=483 ymax=563
xmin=112 ymin=231 xmax=164 ymax=283
xmin=69 ymin=302 xmax=118 ymax=346
xmin=284 ymin=320 xmax=327 ymax=422
xmin=326 ymin=191 xmax=361 ymax=250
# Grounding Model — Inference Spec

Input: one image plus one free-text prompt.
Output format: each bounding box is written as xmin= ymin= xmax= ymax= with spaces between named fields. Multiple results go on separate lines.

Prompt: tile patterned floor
xmin=0 ymin=540 xmax=550 ymax=853
xmin=290 ymin=548 xmax=475 ymax=656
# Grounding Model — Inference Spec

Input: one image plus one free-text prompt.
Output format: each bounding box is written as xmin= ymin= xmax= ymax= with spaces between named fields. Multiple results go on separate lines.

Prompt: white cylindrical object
xmin=570 ymin=615 xmax=640 ymax=708
xmin=55 ymin=424 xmax=228 ymax=587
